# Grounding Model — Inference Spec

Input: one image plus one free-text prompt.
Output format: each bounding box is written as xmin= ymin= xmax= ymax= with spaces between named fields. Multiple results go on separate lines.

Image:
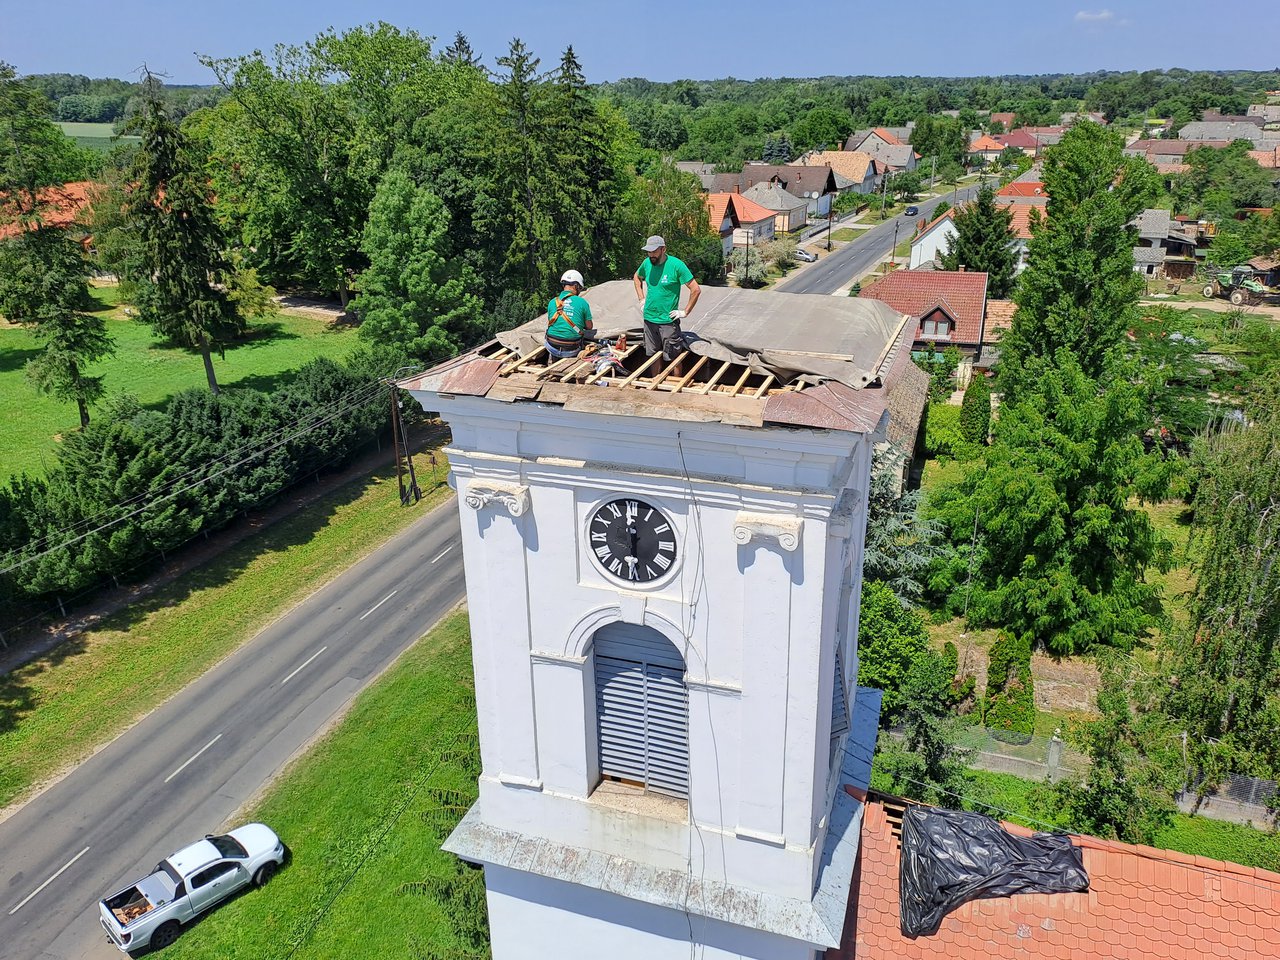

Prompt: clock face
xmin=588 ymin=498 xmax=678 ymax=584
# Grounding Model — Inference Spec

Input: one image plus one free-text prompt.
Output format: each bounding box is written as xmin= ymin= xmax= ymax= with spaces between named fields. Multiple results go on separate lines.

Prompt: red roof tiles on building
xmin=872 ymin=127 xmax=904 ymax=146
xmin=996 ymin=181 xmax=1047 ymax=199
xmin=829 ymin=800 xmax=1280 ymax=960
xmin=0 ymin=181 xmax=95 ymax=240
xmin=859 ymin=270 xmax=989 ymax=347
xmin=728 ymin=193 xmax=778 ymax=225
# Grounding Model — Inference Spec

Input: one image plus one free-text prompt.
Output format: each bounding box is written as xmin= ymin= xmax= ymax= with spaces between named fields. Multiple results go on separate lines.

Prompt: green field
xmin=55 ymin=121 xmax=138 ymax=151
xmin=164 ymin=610 xmax=484 ymax=959
xmin=0 ymin=285 xmax=360 ymax=478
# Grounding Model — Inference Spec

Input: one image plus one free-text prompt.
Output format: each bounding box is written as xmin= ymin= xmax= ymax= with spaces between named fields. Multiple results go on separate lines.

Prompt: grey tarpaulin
xmin=496 ymin=280 xmax=909 ymax=390
xmin=899 ymin=805 xmax=1089 ymax=937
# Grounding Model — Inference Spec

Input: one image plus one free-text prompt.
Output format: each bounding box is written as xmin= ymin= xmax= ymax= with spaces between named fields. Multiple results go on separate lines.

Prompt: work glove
xmin=669 ymin=309 xmax=686 ymax=321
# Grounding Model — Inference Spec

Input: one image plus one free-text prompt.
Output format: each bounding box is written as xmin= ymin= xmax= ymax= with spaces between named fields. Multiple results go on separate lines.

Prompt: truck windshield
xmin=208 ymin=835 xmax=248 ymax=859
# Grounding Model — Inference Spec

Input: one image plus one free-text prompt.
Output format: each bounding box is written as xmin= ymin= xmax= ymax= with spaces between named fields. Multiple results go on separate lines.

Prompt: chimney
xmin=958 ymin=265 xmax=966 ymax=272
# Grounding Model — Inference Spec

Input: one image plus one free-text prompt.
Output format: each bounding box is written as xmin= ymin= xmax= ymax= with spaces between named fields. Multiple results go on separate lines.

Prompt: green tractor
xmin=1201 ymin=264 xmax=1269 ymax=306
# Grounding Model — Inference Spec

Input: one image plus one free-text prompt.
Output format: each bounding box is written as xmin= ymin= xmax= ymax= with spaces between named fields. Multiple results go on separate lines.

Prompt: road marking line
xmin=9 ymin=846 xmax=90 ymax=915
xmin=359 ymin=591 xmax=398 ymax=620
xmin=281 ymin=646 xmax=328 ymax=686
xmin=430 ymin=545 xmax=454 ymax=564
xmin=164 ymin=734 xmax=222 ymax=784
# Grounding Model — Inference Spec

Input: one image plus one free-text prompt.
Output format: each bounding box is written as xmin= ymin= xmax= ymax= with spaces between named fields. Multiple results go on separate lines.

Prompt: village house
xmin=798 ymin=150 xmax=880 ymax=194
xmin=674 ymin=161 xmax=717 ymax=191
xmin=1130 ymin=208 xmax=1200 ymax=280
xmin=859 ymin=269 xmax=991 ymax=366
xmin=968 ymin=134 xmax=1007 ymax=165
xmin=704 ymin=191 xmax=777 ymax=256
xmin=713 ymin=164 xmax=841 ymax=218
xmin=1178 ymin=120 xmax=1274 ymax=146
xmin=739 ymin=180 xmax=810 ymax=233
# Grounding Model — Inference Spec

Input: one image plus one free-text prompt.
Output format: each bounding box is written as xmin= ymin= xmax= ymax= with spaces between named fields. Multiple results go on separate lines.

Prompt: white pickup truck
xmin=99 ymin=823 xmax=285 ymax=953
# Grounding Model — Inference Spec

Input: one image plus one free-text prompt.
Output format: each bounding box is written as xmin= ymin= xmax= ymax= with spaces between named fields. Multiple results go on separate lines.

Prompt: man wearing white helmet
xmin=544 ymin=269 xmax=594 ymax=358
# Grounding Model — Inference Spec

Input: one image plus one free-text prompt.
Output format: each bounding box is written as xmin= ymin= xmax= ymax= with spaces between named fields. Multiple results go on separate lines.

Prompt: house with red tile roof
xmin=827 ymin=796 xmax=1280 ymax=960
xmin=989 ymin=112 xmax=1017 ymax=132
xmin=859 ymin=270 xmax=990 ymax=358
xmin=0 ymin=181 xmax=95 ymax=241
xmin=704 ymin=192 xmax=776 ymax=255
xmin=995 ymin=181 xmax=1048 ymax=203
xmin=968 ymin=135 xmax=1006 ymax=164
xmin=909 ymin=201 xmax=1043 ymax=274
xmin=995 ymin=129 xmax=1041 ymax=156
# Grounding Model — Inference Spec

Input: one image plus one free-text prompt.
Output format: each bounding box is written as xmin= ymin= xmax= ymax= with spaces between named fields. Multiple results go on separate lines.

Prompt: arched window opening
xmin=593 ymin=623 xmax=689 ymax=800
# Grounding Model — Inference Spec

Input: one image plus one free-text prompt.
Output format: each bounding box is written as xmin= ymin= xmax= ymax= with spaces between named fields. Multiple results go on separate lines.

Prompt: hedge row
xmin=0 ymin=349 xmax=397 ymax=613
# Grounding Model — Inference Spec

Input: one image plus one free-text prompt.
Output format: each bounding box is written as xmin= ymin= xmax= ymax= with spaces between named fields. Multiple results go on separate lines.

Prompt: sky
xmin=0 ymin=0 xmax=1275 ymax=85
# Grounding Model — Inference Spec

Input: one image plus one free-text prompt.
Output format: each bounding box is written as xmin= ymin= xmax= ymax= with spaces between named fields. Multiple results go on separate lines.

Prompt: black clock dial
xmin=589 ymin=498 xmax=677 ymax=583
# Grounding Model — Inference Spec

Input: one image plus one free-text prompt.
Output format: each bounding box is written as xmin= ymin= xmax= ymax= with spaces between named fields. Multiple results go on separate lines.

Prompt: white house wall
xmin=485 ymin=866 xmax=819 ymax=960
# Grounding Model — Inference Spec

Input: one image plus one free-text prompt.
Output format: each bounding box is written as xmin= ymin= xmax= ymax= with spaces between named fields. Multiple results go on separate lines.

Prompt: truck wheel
xmin=254 ymin=862 xmax=278 ymax=887
xmin=150 ymin=921 xmax=182 ymax=949
xmin=1230 ymin=290 xmax=1246 ymax=306
xmin=1202 ymin=284 xmax=1215 ymax=298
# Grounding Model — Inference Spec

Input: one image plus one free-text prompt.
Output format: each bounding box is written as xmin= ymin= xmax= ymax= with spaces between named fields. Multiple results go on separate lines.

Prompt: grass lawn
xmin=830 ymin=227 xmax=861 ymax=242
xmin=0 ymin=284 xmax=360 ymax=479
xmin=0 ymin=450 xmax=453 ymax=811
xmin=163 ymin=609 xmax=484 ymax=960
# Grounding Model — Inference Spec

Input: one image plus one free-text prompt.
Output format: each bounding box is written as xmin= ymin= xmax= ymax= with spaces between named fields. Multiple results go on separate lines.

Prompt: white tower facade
xmin=404 ymin=283 xmax=918 ymax=959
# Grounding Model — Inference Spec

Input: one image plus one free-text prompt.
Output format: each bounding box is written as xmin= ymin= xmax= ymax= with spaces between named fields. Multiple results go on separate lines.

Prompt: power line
xmin=1 ymin=380 xmax=389 ymax=576
xmin=9 ymin=378 xmax=387 ymax=559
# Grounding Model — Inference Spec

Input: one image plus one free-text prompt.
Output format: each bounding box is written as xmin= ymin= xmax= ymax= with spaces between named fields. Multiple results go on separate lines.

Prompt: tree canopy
xmin=938 ymin=184 xmax=1018 ymax=298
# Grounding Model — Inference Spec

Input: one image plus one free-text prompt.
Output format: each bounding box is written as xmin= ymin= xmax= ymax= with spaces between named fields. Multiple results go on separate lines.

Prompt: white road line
xmin=359 ymin=590 xmax=398 ymax=620
xmin=163 ymin=734 xmax=222 ymax=784
xmin=281 ymin=646 xmax=328 ymax=686
xmin=8 ymin=846 xmax=90 ymax=915
xmin=430 ymin=545 xmax=454 ymax=564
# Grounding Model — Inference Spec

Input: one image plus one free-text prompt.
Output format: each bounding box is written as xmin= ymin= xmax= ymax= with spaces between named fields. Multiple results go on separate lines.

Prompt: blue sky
xmin=0 ymin=0 xmax=1274 ymax=85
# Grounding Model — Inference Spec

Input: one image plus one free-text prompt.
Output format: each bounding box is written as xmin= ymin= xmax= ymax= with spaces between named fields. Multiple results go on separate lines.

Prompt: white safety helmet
xmin=560 ymin=269 xmax=585 ymax=287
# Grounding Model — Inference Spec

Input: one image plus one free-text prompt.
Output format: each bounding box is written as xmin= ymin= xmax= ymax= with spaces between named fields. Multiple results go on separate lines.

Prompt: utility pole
xmin=930 ymin=155 xmax=937 ymax=191
xmin=879 ymin=168 xmax=889 ymax=220
xmin=827 ymin=203 xmax=834 ymax=252
xmin=389 ymin=382 xmax=422 ymax=506
xmin=891 ymin=220 xmax=900 ymax=269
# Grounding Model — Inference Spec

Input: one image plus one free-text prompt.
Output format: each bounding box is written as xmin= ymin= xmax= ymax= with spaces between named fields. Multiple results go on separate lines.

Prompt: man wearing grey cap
xmin=633 ymin=235 xmax=701 ymax=363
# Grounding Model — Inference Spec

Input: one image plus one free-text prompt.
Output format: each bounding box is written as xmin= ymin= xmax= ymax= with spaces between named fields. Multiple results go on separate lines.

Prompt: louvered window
xmin=593 ymin=623 xmax=689 ymax=800
xmin=830 ymin=646 xmax=849 ymax=769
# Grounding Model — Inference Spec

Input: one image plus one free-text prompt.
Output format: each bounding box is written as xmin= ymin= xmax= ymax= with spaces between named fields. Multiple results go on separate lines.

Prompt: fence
xmin=887 ymin=726 xmax=1279 ymax=828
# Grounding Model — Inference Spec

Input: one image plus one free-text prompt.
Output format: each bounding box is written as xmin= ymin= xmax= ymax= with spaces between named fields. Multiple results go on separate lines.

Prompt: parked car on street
xmin=99 ymin=823 xmax=285 ymax=953
xmin=795 ymin=249 xmax=818 ymax=262
xmin=905 ymin=205 xmax=920 ymax=216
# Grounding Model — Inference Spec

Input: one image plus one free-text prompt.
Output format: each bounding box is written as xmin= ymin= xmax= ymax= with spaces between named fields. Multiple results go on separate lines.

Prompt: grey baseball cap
xmin=641 ymin=235 xmax=666 ymax=252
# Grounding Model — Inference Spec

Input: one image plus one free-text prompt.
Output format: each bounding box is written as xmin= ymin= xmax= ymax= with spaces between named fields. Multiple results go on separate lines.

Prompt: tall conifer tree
xmin=126 ymin=72 xmax=243 ymax=394
xmin=938 ymin=185 xmax=1017 ymax=297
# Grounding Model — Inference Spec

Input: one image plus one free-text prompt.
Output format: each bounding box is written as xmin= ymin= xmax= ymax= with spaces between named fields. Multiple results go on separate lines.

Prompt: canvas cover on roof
xmin=497 ymin=280 xmax=908 ymax=390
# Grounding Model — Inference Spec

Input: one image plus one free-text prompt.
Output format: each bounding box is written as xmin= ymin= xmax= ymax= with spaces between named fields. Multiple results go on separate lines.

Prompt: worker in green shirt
xmin=633 ymin=235 xmax=700 ymax=362
xmin=544 ymin=269 xmax=594 ymax=359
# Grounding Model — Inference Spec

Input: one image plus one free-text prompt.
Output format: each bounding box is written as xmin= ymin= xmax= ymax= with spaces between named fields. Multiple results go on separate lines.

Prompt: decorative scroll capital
xmin=464 ymin=481 xmax=530 ymax=517
xmin=732 ymin=512 xmax=802 ymax=552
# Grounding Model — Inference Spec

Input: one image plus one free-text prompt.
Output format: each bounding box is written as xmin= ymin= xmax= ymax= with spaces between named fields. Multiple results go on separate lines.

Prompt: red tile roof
xmin=873 ymin=128 xmax=904 ymax=146
xmin=0 ymin=181 xmax=95 ymax=239
xmin=729 ymin=193 xmax=779 ymax=225
xmin=1004 ymin=204 xmax=1044 ymax=240
xmin=990 ymin=112 xmax=1017 ymax=130
xmin=969 ymin=135 xmax=1006 ymax=153
xmin=830 ymin=799 xmax=1280 ymax=960
xmin=997 ymin=129 xmax=1040 ymax=150
xmin=705 ymin=193 xmax=733 ymax=232
xmin=996 ymin=181 xmax=1047 ymax=199
xmin=859 ymin=270 xmax=989 ymax=346
xmin=984 ymin=300 xmax=1017 ymax=341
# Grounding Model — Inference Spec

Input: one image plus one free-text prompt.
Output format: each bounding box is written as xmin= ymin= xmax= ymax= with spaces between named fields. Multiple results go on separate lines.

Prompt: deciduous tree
xmin=356 ymin=171 xmax=483 ymax=362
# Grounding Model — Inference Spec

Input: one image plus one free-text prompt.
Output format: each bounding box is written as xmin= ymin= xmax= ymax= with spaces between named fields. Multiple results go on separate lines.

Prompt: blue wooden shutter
xmin=594 ymin=624 xmax=689 ymax=799
xmin=830 ymin=646 xmax=849 ymax=768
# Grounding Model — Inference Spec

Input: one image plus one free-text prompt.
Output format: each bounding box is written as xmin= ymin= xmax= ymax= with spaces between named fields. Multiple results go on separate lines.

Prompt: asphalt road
xmin=777 ymin=184 xmax=983 ymax=295
xmin=0 ymin=498 xmax=465 ymax=960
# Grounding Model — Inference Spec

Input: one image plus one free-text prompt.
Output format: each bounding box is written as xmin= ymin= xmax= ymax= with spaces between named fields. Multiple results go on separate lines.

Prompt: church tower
xmin=403 ymin=282 xmax=919 ymax=959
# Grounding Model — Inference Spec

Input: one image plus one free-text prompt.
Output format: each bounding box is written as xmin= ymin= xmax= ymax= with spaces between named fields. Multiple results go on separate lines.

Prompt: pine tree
xmin=356 ymin=170 xmax=483 ymax=362
xmin=938 ymin=185 xmax=1017 ymax=297
xmin=999 ymin=122 xmax=1158 ymax=398
xmin=0 ymin=228 xmax=112 ymax=427
xmin=440 ymin=32 xmax=481 ymax=67
xmin=125 ymin=72 xmax=243 ymax=394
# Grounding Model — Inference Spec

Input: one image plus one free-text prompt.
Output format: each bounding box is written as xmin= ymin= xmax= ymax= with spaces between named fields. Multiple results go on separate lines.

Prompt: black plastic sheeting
xmin=899 ymin=805 xmax=1089 ymax=937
